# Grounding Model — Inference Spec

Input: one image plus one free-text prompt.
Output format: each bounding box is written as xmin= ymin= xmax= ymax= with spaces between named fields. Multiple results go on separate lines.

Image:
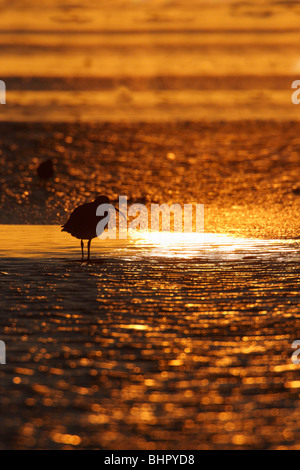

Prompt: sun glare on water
xmin=130 ymin=231 xmax=298 ymax=260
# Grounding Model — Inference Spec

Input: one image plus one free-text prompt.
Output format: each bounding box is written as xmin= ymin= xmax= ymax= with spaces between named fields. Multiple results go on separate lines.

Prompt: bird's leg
xmin=81 ymin=240 xmax=84 ymax=261
xmin=87 ymin=239 xmax=91 ymax=263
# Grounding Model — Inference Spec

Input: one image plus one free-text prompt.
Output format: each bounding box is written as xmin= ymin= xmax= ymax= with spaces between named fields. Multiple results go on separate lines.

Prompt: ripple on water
xmin=0 ymin=226 xmax=300 ymax=449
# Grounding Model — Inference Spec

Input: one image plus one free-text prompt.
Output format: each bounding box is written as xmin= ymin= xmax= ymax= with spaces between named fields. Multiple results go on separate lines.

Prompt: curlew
xmin=62 ymin=195 xmax=118 ymax=262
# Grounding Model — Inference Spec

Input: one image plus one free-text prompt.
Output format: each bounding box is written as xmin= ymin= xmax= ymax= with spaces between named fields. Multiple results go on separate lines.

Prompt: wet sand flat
xmin=1 ymin=121 xmax=300 ymax=239
xmin=0 ymin=227 xmax=300 ymax=449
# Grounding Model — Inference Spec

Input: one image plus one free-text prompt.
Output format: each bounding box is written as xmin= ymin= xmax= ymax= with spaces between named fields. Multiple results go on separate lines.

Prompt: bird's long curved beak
xmin=115 ymin=207 xmax=127 ymax=222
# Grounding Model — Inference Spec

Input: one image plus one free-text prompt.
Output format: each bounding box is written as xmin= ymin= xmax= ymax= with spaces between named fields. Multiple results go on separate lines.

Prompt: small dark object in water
xmin=37 ymin=159 xmax=54 ymax=180
xmin=292 ymin=187 xmax=300 ymax=196
xmin=62 ymin=195 xmax=116 ymax=262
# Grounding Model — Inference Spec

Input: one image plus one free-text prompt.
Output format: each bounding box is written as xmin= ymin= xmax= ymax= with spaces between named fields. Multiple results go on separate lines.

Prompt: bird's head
xmin=93 ymin=195 xmax=110 ymax=206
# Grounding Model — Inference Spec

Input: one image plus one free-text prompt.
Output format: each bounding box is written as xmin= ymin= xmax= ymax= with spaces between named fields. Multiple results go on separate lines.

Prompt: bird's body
xmin=62 ymin=201 xmax=107 ymax=240
xmin=62 ymin=196 xmax=110 ymax=261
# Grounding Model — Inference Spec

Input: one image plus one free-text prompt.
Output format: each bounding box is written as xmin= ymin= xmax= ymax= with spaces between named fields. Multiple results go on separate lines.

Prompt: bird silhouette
xmin=62 ymin=195 xmax=114 ymax=262
xmin=37 ymin=158 xmax=54 ymax=180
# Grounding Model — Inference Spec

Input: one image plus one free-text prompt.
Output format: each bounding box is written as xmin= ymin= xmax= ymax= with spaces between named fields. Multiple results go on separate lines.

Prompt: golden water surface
xmin=0 ymin=226 xmax=300 ymax=449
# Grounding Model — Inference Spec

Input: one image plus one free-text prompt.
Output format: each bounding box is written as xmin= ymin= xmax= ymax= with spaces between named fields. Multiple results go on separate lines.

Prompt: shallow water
xmin=1 ymin=225 xmax=300 ymax=261
xmin=3 ymin=89 xmax=300 ymax=122
xmin=1 ymin=0 xmax=300 ymax=122
xmin=1 ymin=226 xmax=300 ymax=449
xmin=1 ymin=0 xmax=300 ymax=450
